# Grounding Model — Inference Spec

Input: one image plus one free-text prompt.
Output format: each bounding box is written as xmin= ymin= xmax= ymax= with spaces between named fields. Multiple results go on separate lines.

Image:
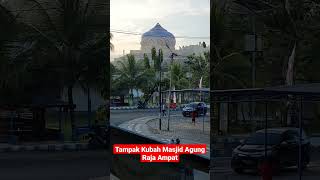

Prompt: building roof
xmin=210 ymin=83 xmax=320 ymax=103
xmin=211 ymin=83 xmax=320 ymax=96
xmin=142 ymin=23 xmax=175 ymax=39
xmin=162 ymin=88 xmax=210 ymax=93
xmin=256 ymin=127 xmax=300 ymax=134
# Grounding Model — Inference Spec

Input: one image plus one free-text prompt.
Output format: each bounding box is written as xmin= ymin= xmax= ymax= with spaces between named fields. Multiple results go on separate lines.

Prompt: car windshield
xmin=186 ymin=103 xmax=198 ymax=108
xmin=245 ymin=133 xmax=282 ymax=145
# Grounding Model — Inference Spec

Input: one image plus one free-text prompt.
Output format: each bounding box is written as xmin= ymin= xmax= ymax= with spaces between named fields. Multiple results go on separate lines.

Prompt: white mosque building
xmin=112 ymin=23 xmax=209 ymax=105
xmin=114 ymin=23 xmax=209 ymax=66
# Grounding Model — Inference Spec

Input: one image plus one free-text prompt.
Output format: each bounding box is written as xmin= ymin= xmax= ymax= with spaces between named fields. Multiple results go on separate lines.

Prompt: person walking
xmin=191 ymin=109 xmax=196 ymax=125
xmin=259 ymin=158 xmax=273 ymax=180
xmin=162 ymin=103 xmax=166 ymax=117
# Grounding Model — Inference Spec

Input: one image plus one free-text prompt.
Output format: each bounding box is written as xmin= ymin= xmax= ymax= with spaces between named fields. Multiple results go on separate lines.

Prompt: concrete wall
xmin=61 ymin=85 xmax=106 ymax=112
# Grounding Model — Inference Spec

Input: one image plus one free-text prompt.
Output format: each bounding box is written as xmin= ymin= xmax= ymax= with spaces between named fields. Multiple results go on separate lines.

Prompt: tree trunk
xmin=136 ymin=89 xmax=139 ymax=104
xmin=286 ymin=42 xmax=297 ymax=126
xmin=67 ymin=85 xmax=75 ymax=141
xmin=143 ymin=84 xmax=157 ymax=105
xmin=130 ymin=89 xmax=134 ymax=106
xmin=87 ymin=86 xmax=91 ymax=127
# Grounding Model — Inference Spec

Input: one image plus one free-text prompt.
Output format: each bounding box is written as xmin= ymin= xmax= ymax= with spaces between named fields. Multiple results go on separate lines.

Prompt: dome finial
xmin=155 ymin=23 xmax=161 ymax=28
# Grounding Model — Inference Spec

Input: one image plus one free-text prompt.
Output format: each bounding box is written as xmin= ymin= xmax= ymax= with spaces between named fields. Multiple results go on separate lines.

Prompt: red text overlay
xmin=113 ymin=144 xmax=206 ymax=163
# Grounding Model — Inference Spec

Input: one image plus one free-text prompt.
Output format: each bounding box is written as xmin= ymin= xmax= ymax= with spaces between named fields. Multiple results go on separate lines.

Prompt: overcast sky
xmin=110 ymin=0 xmax=210 ymax=60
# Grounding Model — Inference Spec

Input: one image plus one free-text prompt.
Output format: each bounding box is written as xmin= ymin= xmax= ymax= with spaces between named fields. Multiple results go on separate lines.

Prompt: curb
xmin=110 ymin=106 xmax=138 ymax=110
xmin=110 ymin=106 xmax=183 ymax=111
xmin=0 ymin=143 xmax=90 ymax=153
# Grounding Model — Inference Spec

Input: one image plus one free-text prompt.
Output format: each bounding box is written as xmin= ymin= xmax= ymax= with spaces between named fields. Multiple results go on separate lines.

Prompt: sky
xmin=110 ymin=0 xmax=210 ymax=61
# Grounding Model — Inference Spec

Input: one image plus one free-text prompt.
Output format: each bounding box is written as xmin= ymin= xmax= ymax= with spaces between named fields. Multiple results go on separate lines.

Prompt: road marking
xmin=128 ymin=124 xmax=134 ymax=131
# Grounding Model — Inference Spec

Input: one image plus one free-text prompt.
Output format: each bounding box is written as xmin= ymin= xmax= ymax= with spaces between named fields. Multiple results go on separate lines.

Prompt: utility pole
xmin=252 ymin=15 xmax=256 ymax=89
xmin=168 ymin=52 xmax=177 ymax=131
xmin=165 ymin=42 xmax=178 ymax=132
xmin=159 ymin=49 xmax=162 ymax=130
xmin=251 ymin=15 xmax=256 ymax=130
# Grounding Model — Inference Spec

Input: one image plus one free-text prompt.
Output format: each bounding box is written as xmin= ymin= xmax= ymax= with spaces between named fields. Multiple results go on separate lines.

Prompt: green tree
xmin=78 ymin=36 xmax=107 ymax=127
xmin=210 ymin=0 xmax=251 ymax=138
xmin=139 ymin=54 xmax=156 ymax=105
xmin=140 ymin=48 xmax=164 ymax=105
xmin=186 ymin=52 xmax=210 ymax=88
xmin=0 ymin=3 xmax=47 ymax=104
xmin=143 ymin=53 xmax=151 ymax=69
xmin=170 ymin=63 xmax=188 ymax=90
xmin=235 ymin=0 xmax=320 ymax=125
xmin=116 ymin=54 xmax=146 ymax=106
xmin=13 ymin=0 xmax=108 ymax=140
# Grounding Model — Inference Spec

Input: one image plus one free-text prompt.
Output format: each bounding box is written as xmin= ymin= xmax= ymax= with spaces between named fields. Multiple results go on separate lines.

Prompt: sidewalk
xmin=90 ymin=174 xmax=119 ymax=180
xmin=147 ymin=116 xmax=210 ymax=144
xmin=118 ymin=116 xmax=210 ymax=158
xmin=0 ymin=141 xmax=90 ymax=153
xmin=110 ymin=106 xmax=181 ymax=110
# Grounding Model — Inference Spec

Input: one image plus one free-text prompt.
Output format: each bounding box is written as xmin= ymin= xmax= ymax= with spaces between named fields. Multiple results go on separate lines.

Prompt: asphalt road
xmin=0 ymin=150 xmax=109 ymax=180
xmin=110 ymin=110 xmax=320 ymax=179
xmin=110 ymin=109 xmax=180 ymax=126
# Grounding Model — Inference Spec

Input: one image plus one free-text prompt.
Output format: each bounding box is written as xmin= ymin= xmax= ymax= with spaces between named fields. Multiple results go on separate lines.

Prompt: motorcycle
xmin=88 ymin=127 xmax=109 ymax=149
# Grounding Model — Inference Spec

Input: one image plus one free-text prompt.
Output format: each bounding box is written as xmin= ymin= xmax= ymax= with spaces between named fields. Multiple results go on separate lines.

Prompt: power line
xmin=110 ymin=29 xmax=210 ymax=39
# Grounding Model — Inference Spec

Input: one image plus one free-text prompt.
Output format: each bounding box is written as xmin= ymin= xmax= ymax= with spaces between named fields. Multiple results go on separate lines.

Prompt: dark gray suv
xmin=182 ymin=102 xmax=207 ymax=117
xmin=231 ymin=128 xmax=311 ymax=173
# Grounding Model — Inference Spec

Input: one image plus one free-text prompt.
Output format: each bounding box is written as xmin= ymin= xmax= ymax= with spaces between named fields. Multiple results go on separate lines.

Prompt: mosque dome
xmin=140 ymin=23 xmax=176 ymax=53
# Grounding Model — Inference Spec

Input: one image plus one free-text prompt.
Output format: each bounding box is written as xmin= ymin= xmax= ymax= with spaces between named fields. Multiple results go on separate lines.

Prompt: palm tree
xmin=116 ymin=54 xmax=145 ymax=106
xmin=186 ymin=52 xmax=210 ymax=88
xmin=139 ymin=54 xmax=157 ymax=106
xmin=209 ymin=3 xmax=250 ymax=170
xmin=170 ymin=63 xmax=188 ymax=90
xmin=11 ymin=0 xmax=108 ymax=140
xmin=169 ymin=63 xmax=188 ymax=104
xmin=137 ymin=47 xmax=164 ymax=106
xmin=0 ymin=4 xmax=16 ymax=97
xmin=79 ymin=36 xmax=107 ymax=127
xmin=234 ymin=0 xmax=320 ymax=126
xmin=0 ymin=3 xmax=40 ymax=104
xmin=152 ymin=47 xmax=164 ymax=104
